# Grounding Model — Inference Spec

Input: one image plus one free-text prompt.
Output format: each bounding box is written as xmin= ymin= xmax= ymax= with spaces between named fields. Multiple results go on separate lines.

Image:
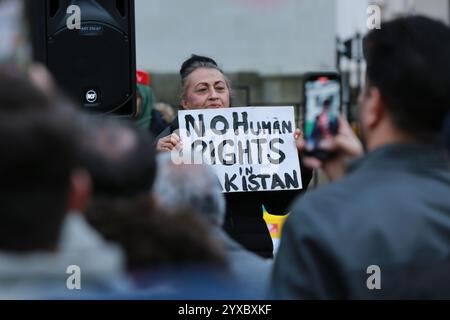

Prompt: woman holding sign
xmin=156 ymin=55 xmax=312 ymax=259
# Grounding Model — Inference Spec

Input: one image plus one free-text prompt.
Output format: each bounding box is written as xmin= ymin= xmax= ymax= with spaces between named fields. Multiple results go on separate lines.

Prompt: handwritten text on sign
xmin=177 ymin=107 xmax=303 ymax=193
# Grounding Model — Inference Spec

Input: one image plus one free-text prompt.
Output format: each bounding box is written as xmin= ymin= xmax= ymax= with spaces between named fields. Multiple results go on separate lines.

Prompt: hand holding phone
xmin=299 ymin=115 xmax=363 ymax=181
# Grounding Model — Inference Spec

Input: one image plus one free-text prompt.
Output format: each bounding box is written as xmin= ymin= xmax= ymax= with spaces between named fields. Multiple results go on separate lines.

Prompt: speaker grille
xmin=47 ymin=24 xmax=131 ymax=113
xmin=33 ymin=0 xmax=136 ymax=117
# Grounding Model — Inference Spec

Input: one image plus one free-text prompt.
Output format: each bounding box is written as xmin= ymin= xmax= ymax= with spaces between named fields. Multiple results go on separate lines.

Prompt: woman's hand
xmin=296 ymin=116 xmax=364 ymax=181
xmin=156 ymin=132 xmax=182 ymax=152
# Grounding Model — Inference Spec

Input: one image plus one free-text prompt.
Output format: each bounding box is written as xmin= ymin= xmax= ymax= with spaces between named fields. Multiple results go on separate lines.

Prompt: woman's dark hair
xmin=78 ymin=118 xmax=157 ymax=197
xmin=180 ymin=55 xmax=220 ymax=79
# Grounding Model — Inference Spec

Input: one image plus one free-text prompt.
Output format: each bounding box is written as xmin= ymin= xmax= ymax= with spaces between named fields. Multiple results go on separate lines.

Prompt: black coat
xmin=156 ymin=117 xmax=313 ymax=259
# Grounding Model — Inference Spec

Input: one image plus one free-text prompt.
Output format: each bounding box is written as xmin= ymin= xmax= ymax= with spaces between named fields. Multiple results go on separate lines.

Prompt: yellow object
xmin=263 ymin=211 xmax=289 ymax=240
xmin=351 ymin=121 xmax=361 ymax=139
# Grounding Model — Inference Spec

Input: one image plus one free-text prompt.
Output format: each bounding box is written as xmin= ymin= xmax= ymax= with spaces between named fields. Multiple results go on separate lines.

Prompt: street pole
xmin=336 ymin=37 xmax=342 ymax=73
xmin=355 ymin=32 xmax=362 ymax=95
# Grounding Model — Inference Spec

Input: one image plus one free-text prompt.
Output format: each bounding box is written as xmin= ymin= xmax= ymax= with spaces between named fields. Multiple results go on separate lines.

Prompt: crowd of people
xmin=0 ymin=15 xmax=449 ymax=299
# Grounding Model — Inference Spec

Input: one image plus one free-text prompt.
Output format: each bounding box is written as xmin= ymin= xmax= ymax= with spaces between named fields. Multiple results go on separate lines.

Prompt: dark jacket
xmin=272 ymin=143 xmax=450 ymax=299
xmin=157 ymin=117 xmax=313 ymax=259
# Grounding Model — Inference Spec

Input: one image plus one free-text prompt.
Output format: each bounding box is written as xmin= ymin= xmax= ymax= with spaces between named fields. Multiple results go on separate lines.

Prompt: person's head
xmin=79 ymin=122 xmax=226 ymax=270
xmin=119 ymin=206 xmax=227 ymax=271
xmin=0 ymin=70 xmax=82 ymax=252
xmin=179 ymin=55 xmax=231 ymax=110
xmin=154 ymin=153 xmax=226 ymax=227
xmin=79 ymin=118 xmax=157 ymax=198
xmin=361 ymin=16 xmax=450 ymax=149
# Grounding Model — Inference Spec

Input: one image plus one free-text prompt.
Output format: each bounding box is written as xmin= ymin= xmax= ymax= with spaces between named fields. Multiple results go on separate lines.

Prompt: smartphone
xmin=302 ymin=72 xmax=342 ymax=159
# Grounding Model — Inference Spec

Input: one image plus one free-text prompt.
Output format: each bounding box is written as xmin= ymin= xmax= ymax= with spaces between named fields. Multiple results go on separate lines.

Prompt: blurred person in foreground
xmin=154 ymin=153 xmax=272 ymax=296
xmin=79 ymin=119 xmax=250 ymax=299
xmin=272 ymin=16 xmax=450 ymax=299
xmin=0 ymin=70 xmax=127 ymax=299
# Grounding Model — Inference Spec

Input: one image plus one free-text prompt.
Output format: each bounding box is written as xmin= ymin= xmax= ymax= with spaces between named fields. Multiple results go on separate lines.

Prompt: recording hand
xmin=297 ymin=116 xmax=363 ymax=181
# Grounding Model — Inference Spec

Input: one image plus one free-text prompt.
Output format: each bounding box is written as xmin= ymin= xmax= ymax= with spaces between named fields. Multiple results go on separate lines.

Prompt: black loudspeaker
xmin=29 ymin=0 xmax=136 ymax=117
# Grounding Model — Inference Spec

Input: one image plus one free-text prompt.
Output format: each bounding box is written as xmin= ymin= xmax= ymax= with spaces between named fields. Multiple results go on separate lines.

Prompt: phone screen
xmin=304 ymin=75 xmax=341 ymax=155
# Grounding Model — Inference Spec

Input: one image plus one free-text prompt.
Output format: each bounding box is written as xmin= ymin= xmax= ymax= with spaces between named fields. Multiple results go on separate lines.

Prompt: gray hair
xmin=180 ymin=61 xmax=232 ymax=101
xmin=154 ymin=153 xmax=226 ymax=226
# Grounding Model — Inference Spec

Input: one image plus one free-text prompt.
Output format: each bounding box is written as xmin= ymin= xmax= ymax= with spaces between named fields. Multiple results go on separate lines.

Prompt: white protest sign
xmin=175 ymin=107 xmax=302 ymax=193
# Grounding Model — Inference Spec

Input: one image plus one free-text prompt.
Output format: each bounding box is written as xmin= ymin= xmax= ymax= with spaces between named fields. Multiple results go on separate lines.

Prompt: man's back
xmin=273 ymin=144 xmax=450 ymax=299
